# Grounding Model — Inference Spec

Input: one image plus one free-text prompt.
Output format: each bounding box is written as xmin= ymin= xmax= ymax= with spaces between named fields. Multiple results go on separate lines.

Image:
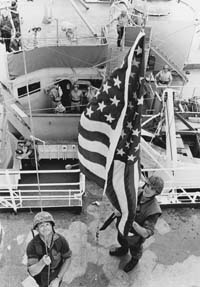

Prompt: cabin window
xmin=18 ymin=82 xmax=41 ymax=98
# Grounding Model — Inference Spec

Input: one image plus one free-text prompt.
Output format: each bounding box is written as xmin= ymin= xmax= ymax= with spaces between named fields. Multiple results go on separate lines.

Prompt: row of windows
xmin=18 ymin=82 xmax=41 ymax=98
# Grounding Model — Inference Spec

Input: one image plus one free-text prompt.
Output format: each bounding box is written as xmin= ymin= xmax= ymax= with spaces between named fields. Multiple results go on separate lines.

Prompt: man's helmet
xmin=148 ymin=176 xmax=164 ymax=194
xmin=33 ymin=211 xmax=55 ymax=229
xmin=11 ymin=1 xmax=17 ymax=7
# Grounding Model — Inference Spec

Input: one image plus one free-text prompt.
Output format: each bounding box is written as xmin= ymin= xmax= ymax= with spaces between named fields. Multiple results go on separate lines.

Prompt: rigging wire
xmin=20 ymin=21 xmax=43 ymax=212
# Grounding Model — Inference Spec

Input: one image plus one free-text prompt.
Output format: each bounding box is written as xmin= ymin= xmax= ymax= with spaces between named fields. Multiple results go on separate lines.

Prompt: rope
xmin=20 ymin=18 xmax=43 ymax=212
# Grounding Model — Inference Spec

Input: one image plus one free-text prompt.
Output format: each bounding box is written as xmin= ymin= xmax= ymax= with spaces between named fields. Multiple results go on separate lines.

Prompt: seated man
xmin=26 ymin=211 xmax=72 ymax=287
xmin=155 ymin=65 xmax=173 ymax=86
xmin=70 ymin=83 xmax=83 ymax=112
xmin=16 ymin=139 xmax=39 ymax=169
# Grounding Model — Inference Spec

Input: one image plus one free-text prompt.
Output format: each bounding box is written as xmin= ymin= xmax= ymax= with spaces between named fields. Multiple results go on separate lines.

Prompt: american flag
xmin=78 ymin=31 xmax=145 ymax=236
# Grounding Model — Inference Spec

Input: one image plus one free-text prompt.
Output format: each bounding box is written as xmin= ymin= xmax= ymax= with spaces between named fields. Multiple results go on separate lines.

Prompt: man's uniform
xmin=26 ymin=232 xmax=72 ymax=287
xmin=117 ymin=192 xmax=162 ymax=261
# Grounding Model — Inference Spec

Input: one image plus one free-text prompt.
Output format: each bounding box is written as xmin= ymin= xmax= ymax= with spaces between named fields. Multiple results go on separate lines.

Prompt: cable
xmin=20 ymin=18 xmax=43 ymax=211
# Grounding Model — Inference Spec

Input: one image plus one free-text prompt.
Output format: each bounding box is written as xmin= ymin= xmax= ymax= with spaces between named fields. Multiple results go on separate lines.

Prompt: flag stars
xmin=128 ymin=154 xmax=136 ymax=161
xmin=137 ymin=97 xmax=143 ymax=105
xmin=135 ymin=45 xmax=142 ymax=55
xmin=117 ymin=148 xmax=125 ymax=156
xmin=126 ymin=142 xmax=130 ymax=148
xmin=97 ymin=101 xmax=106 ymax=112
xmin=105 ymin=113 xmax=115 ymax=123
xmin=113 ymin=75 xmax=121 ymax=88
xmin=127 ymin=121 xmax=133 ymax=129
xmin=132 ymin=129 xmax=140 ymax=137
xmin=132 ymin=58 xmax=140 ymax=68
xmin=86 ymin=106 xmax=94 ymax=118
xmin=110 ymin=95 xmax=120 ymax=107
xmin=128 ymin=101 xmax=134 ymax=109
xmin=103 ymin=82 xmax=111 ymax=94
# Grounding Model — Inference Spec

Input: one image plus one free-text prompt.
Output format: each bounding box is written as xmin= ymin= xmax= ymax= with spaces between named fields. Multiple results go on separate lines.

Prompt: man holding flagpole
xmin=109 ymin=175 xmax=164 ymax=272
xmin=78 ymin=30 xmax=153 ymax=271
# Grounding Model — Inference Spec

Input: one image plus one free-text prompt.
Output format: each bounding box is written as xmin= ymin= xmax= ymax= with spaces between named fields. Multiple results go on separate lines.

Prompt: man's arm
xmin=28 ymin=255 xmax=51 ymax=277
xmin=132 ymin=214 xmax=160 ymax=239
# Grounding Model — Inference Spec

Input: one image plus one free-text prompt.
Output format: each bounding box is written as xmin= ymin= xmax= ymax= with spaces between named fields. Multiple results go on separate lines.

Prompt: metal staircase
xmin=5 ymin=101 xmax=31 ymax=139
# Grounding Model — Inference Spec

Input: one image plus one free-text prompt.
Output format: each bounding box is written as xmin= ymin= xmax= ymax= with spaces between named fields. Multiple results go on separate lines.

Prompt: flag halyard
xmin=78 ymin=31 xmax=145 ymax=236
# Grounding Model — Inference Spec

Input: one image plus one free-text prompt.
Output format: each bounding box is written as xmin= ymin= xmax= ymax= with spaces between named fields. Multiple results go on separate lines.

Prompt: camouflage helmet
xmin=148 ymin=176 xmax=164 ymax=195
xmin=33 ymin=211 xmax=55 ymax=229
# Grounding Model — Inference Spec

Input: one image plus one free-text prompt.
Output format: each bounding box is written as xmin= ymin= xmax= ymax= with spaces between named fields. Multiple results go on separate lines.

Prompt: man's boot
xmin=123 ymin=258 xmax=139 ymax=272
xmin=109 ymin=247 xmax=128 ymax=257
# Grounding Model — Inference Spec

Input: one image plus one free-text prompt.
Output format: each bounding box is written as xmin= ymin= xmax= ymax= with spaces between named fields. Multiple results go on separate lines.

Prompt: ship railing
xmin=142 ymin=165 xmax=200 ymax=206
xmin=12 ymin=35 xmax=108 ymax=51
xmin=0 ymin=168 xmax=85 ymax=212
xmin=143 ymin=83 xmax=200 ymax=115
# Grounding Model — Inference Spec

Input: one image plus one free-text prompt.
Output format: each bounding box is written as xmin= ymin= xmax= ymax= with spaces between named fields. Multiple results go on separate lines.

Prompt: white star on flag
xmin=78 ymin=31 xmax=145 ymax=239
xmin=128 ymin=154 xmax=136 ymax=161
xmin=135 ymin=46 xmax=142 ymax=55
xmin=105 ymin=113 xmax=115 ymax=123
xmin=103 ymin=82 xmax=111 ymax=94
xmin=132 ymin=129 xmax=140 ymax=137
xmin=132 ymin=58 xmax=140 ymax=67
xmin=113 ymin=76 xmax=121 ymax=88
xmin=127 ymin=121 xmax=133 ymax=129
xmin=86 ymin=106 xmax=94 ymax=118
xmin=97 ymin=101 xmax=106 ymax=112
xmin=117 ymin=148 xmax=125 ymax=156
xmin=137 ymin=97 xmax=143 ymax=105
xmin=110 ymin=96 xmax=120 ymax=107
xmin=128 ymin=101 xmax=134 ymax=109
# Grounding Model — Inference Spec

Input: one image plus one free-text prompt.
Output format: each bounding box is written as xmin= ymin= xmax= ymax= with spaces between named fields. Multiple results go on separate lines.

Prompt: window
xmin=18 ymin=81 xmax=41 ymax=98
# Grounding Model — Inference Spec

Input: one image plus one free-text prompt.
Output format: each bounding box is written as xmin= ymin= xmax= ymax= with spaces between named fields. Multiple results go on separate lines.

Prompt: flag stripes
xmin=78 ymin=31 xmax=145 ymax=236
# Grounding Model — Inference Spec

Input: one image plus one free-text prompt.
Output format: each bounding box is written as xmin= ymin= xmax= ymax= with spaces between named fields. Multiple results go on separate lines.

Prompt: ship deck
xmin=1 ymin=1 xmax=200 ymax=287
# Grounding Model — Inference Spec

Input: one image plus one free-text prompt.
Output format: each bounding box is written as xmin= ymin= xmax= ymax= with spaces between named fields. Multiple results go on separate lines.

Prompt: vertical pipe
xmin=165 ymin=89 xmax=177 ymax=167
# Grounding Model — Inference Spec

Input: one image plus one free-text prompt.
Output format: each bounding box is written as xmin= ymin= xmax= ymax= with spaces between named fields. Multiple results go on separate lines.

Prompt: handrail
xmin=0 ymin=167 xmax=85 ymax=211
xmin=0 ymin=168 xmax=81 ymax=174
